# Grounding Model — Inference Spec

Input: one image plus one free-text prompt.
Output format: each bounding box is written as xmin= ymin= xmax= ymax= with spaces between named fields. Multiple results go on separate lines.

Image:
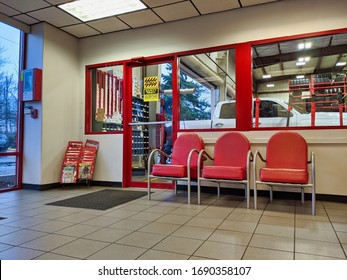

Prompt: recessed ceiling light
xmin=298 ymin=42 xmax=312 ymax=49
xmin=263 ymin=74 xmax=271 ymax=79
xmin=59 ymin=0 xmax=146 ymax=22
xmin=298 ymin=57 xmax=310 ymax=62
xmin=296 ymin=75 xmax=305 ymax=79
xmin=336 ymin=62 xmax=346 ymax=66
xmin=267 ymin=84 xmax=274 ymax=88
xmin=296 ymin=62 xmax=306 ymax=66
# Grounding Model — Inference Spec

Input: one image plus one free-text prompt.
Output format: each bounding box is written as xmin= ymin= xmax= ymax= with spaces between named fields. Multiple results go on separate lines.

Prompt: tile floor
xmin=0 ymin=186 xmax=346 ymax=260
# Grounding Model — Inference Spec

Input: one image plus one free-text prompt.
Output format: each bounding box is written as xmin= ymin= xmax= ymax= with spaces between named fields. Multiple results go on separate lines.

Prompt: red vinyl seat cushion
xmin=202 ymin=166 xmax=246 ymax=180
xmin=152 ymin=164 xmax=199 ymax=179
xmin=260 ymin=167 xmax=308 ymax=184
xmin=152 ymin=164 xmax=187 ymax=178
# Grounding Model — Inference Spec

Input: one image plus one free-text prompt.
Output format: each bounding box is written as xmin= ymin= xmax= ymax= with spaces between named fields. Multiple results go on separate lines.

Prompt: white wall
xmin=23 ymin=23 xmax=80 ymax=185
xmin=77 ymin=0 xmax=347 ymax=195
xmin=41 ymin=24 xmax=80 ymax=185
xmin=22 ymin=24 xmax=44 ymax=185
xmin=80 ymin=0 xmax=347 ymax=62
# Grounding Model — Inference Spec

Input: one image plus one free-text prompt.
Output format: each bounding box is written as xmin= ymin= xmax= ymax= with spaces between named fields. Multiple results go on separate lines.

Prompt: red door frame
xmin=122 ymin=55 xmax=178 ymax=189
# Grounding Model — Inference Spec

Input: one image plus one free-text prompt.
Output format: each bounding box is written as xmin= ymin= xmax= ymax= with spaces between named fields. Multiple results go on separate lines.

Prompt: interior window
xmin=88 ymin=65 xmax=124 ymax=132
xmin=252 ymin=32 xmax=347 ymax=128
xmin=178 ymin=49 xmax=236 ymax=129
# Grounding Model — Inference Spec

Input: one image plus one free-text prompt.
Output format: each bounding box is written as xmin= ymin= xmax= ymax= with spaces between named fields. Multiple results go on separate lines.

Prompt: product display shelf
xmin=131 ymin=96 xmax=149 ymax=175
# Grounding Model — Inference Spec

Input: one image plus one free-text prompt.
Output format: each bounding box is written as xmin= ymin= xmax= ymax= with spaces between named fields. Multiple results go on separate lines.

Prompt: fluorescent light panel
xmin=267 ymin=84 xmax=274 ymax=88
xmin=59 ymin=0 xmax=146 ymax=22
xmin=296 ymin=75 xmax=305 ymax=79
xmin=298 ymin=57 xmax=310 ymax=62
xmin=336 ymin=62 xmax=346 ymax=66
xmin=298 ymin=42 xmax=312 ymax=49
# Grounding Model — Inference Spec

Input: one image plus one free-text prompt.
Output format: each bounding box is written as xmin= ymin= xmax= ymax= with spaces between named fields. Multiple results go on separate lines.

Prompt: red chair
xmin=197 ymin=132 xmax=252 ymax=208
xmin=147 ymin=133 xmax=204 ymax=204
xmin=253 ymin=131 xmax=316 ymax=215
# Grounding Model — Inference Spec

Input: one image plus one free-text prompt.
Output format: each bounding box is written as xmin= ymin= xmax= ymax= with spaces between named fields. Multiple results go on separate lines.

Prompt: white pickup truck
xmin=179 ymin=97 xmax=347 ymax=129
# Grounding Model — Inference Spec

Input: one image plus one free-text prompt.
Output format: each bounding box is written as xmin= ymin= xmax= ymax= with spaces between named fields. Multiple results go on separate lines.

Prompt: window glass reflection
xmin=179 ymin=49 xmax=236 ymax=129
xmin=252 ymin=33 xmax=347 ymax=128
xmin=90 ymin=65 xmax=123 ymax=132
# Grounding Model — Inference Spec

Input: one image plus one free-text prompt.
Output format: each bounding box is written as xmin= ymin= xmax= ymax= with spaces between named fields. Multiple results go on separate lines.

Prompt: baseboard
xmin=22 ymin=181 xmax=122 ymax=191
xmin=22 ymin=183 xmax=61 ymax=191
xmin=91 ymin=181 xmax=122 ymax=187
xmin=177 ymin=184 xmax=347 ymax=203
xmin=21 ymin=182 xmax=347 ymax=203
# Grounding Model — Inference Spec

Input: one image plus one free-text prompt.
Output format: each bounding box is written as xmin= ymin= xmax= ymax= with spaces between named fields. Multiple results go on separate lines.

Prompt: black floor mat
xmin=46 ymin=189 xmax=147 ymax=210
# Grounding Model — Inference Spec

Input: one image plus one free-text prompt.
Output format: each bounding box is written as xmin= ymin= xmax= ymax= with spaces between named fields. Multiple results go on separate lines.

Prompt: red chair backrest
xmin=171 ymin=133 xmax=204 ymax=167
xmin=266 ymin=131 xmax=308 ymax=170
xmin=214 ymin=132 xmax=250 ymax=168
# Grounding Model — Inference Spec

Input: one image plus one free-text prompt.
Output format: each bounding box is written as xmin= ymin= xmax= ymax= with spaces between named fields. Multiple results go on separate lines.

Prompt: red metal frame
xmin=82 ymin=28 xmax=347 ymax=190
xmin=85 ymin=62 xmax=127 ymax=135
xmin=248 ymin=27 xmax=347 ymax=131
xmin=122 ymin=56 xmax=176 ymax=189
xmin=236 ymin=43 xmax=253 ymax=131
xmin=0 ymin=31 xmax=25 ymax=193
xmin=84 ymin=27 xmax=347 ymax=134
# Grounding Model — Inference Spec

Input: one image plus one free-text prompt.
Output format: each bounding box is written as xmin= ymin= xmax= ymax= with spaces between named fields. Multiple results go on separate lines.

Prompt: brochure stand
xmin=60 ymin=140 xmax=99 ymax=186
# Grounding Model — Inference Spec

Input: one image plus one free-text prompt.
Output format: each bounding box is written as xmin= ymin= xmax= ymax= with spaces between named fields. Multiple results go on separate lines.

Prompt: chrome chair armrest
xmin=147 ymin=148 xmax=172 ymax=173
xmin=197 ymin=150 xmax=214 ymax=178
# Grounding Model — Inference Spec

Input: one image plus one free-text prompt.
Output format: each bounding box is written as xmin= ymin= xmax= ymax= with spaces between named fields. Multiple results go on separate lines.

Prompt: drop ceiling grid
xmin=0 ymin=0 xmax=281 ymax=38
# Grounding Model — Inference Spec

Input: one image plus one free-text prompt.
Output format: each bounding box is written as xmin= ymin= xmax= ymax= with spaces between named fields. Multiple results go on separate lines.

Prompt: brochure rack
xmin=60 ymin=140 xmax=99 ymax=185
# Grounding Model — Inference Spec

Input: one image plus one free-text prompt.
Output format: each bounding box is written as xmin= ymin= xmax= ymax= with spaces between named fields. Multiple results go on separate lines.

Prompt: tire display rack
xmin=60 ymin=139 xmax=100 ymax=185
xmin=131 ymin=96 xmax=149 ymax=175
xmin=289 ymin=73 xmax=346 ymax=125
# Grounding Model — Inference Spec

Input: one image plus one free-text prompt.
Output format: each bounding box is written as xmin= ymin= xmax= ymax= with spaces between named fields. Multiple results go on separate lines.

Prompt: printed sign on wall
xmin=144 ymin=76 xmax=159 ymax=102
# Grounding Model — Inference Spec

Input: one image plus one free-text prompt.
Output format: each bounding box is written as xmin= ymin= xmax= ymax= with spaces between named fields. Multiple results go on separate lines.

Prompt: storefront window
xmin=0 ymin=22 xmax=21 ymax=191
xmin=252 ymin=33 xmax=347 ymax=128
xmin=178 ymin=49 xmax=236 ymax=130
xmin=89 ymin=65 xmax=124 ymax=132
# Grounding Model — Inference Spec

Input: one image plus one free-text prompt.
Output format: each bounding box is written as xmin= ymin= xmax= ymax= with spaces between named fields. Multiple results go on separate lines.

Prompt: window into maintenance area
xmin=252 ymin=32 xmax=347 ymax=128
xmin=0 ymin=22 xmax=22 ymax=191
xmin=87 ymin=64 xmax=124 ymax=133
xmin=178 ymin=49 xmax=236 ymax=130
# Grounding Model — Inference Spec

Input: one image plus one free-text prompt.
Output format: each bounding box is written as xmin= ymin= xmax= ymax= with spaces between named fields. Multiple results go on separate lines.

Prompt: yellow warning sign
xmin=144 ymin=76 xmax=159 ymax=89
xmin=144 ymin=76 xmax=159 ymax=102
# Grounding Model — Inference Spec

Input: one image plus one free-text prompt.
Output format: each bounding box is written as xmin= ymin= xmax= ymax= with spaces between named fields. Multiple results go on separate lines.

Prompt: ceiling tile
xmin=45 ymin=0 xmax=71 ymax=4
xmin=13 ymin=14 xmax=40 ymax=25
xmin=27 ymin=6 xmax=81 ymax=27
xmin=0 ymin=0 xmax=50 ymax=12
xmin=240 ymin=0 xmax=279 ymax=7
xmin=61 ymin=24 xmax=101 ymax=38
xmin=87 ymin=17 xmax=130 ymax=33
xmin=192 ymin=0 xmax=240 ymax=15
xmin=118 ymin=9 xmax=163 ymax=28
xmin=141 ymin=0 xmax=182 ymax=8
xmin=153 ymin=1 xmax=199 ymax=22
xmin=0 ymin=3 xmax=21 ymax=16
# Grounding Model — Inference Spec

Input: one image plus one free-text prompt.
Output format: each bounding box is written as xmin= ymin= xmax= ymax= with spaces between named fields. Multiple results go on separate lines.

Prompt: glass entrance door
xmin=124 ymin=60 xmax=174 ymax=188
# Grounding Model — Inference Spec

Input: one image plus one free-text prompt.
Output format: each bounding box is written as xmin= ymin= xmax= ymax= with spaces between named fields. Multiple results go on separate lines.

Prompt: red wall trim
xmin=236 ymin=43 xmax=253 ymax=131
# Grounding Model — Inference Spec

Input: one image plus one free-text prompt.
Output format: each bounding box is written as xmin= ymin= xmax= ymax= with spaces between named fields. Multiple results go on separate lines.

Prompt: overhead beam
xmin=253 ymin=44 xmax=347 ymax=69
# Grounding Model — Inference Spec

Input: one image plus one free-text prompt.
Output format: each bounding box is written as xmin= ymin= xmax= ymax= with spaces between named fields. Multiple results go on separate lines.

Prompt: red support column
xmin=235 ymin=43 xmax=253 ymax=131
